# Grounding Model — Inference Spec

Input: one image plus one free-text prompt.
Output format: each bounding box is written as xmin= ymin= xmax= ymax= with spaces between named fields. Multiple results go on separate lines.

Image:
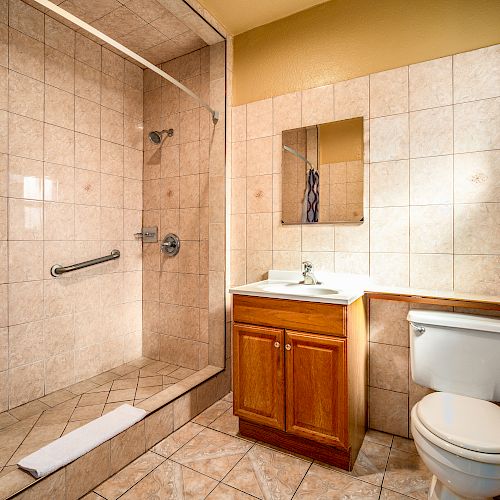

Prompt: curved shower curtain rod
xmin=32 ymin=0 xmax=220 ymax=124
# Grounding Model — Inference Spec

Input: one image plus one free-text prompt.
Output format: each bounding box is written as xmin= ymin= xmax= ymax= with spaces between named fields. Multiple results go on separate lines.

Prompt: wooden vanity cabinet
xmin=232 ymin=294 xmax=367 ymax=471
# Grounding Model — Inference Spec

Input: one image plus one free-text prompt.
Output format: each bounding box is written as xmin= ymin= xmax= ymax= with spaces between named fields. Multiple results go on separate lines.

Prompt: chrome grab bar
xmin=50 ymin=250 xmax=120 ymax=277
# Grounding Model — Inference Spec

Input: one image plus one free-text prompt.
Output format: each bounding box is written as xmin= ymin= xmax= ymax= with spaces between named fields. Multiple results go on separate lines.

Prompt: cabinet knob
xmin=285 ymin=344 xmax=291 ymax=350
xmin=274 ymin=341 xmax=280 ymax=348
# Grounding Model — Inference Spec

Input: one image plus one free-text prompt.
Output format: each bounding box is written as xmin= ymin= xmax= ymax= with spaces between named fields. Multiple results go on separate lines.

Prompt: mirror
xmin=281 ymin=117 xmax=364 ymax=224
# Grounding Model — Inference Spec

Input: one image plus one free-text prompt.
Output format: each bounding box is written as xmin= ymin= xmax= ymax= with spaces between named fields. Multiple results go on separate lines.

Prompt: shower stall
xmin=0 ymin=0 xmax=228 ymax=490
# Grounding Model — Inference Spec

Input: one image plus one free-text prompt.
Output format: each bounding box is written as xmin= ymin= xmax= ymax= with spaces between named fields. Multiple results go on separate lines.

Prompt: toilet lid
xmin=417 ymin=392 xmax=500 ymax=454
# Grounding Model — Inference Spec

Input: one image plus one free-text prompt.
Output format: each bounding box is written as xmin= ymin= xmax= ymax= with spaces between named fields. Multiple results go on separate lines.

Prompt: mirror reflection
xmin=281 ymin=117 xmax=364 ymax=224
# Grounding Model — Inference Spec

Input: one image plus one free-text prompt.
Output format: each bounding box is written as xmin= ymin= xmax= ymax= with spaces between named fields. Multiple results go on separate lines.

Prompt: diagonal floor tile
xmin=95 ymin=451 xmax=165 ymax=500
xmin=364 ymin=429 xmax=394 ymax=447
xmin=120 ymin=459 xmax=218 ymax=499
xmin=193 ymin=400 xmax=232 ymax=426
xmin=326 ymin=439 xmax=390 ymax=486
xmin=207 ymin=483 xmax=256 ymax=499
xmin=382 ymin=449 xmax=432 ymax=500
xmin=293 ymin=463 xmax=380 ymax=499
xmin=223 ymin=443 xmax=310 ymax=499
xmin=209 ymin=409 xmax=240 ymax=437
xmin=380 ymin=488 xmax=414 ymax=499
xmin=170 ymin=428 xmax=253 ymax=480
xmin=153 ymin=422 xmax=205 ymax=458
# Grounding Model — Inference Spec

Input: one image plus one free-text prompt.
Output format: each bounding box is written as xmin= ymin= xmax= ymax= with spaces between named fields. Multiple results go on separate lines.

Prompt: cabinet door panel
xmin=233 ymin=323 xmax=285 ymax=429
xmin=285 ymin=330 xmax=348 ymax=447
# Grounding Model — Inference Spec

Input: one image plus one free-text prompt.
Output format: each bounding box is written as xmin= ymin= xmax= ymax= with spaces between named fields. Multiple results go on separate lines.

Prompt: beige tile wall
xmin=141 ymin=42 xmax=226 ymax=372
xmin=230 ymin=44 xmax=500 ymax=436
xmin=0 ymin=0 xmax=145 ymax=411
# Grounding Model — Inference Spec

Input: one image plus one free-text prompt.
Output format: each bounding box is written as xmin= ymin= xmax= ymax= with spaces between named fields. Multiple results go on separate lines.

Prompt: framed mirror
xmin=281 ymin=117 xmax=364 ymax=224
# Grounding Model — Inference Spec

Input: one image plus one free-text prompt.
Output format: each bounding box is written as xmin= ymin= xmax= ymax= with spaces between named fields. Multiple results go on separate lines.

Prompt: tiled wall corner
xmin=141 ymin=41 xmax=226 ymax=373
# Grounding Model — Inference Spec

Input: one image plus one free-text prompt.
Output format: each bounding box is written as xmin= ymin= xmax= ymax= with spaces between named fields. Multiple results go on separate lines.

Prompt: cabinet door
xmin=233 ymin=323 xmax=285 ymax=429
xmin=285 ymin=330 xmax=348 ymax=447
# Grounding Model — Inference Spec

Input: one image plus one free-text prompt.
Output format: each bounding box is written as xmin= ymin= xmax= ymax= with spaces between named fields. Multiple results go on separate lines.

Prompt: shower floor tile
xmin=0 ymin=357 xmax=191 ymax=475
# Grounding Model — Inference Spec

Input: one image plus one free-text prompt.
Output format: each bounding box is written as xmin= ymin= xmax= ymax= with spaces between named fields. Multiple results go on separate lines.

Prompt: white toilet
xmin=407 ymin=310 xmax=500 ymax=500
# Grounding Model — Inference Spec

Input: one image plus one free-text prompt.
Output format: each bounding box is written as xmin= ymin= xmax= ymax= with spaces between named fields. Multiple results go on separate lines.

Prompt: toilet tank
xmin=407 ymin=310 xmax=500 ymax=401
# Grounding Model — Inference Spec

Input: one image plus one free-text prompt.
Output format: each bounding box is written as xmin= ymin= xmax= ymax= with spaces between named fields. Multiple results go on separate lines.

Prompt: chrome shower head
xmin=148 ymin=129 xmax=174 ymax=144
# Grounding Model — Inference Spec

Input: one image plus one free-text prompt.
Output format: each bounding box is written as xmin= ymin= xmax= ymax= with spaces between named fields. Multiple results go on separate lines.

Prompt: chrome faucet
xmin=302 ymin=261 xmax=320 ymax=285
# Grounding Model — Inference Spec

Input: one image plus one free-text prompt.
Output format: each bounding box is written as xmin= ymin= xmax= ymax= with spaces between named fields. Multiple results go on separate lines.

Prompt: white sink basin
xmin=257 ymin=282 xmax=339 ymax=296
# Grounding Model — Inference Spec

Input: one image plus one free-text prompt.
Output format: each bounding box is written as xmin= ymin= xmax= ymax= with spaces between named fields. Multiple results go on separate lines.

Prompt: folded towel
xmin=18 ymin=404 xmax=146 ymax=478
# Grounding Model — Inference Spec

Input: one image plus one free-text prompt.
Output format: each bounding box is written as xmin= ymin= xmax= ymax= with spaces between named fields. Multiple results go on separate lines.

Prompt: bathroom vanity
xmin=230 ymin=273 xmax=368 ymax=470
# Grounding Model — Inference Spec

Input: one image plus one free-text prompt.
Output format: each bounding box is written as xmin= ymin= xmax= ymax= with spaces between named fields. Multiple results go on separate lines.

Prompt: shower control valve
xmin=134 ymin=226 xmax=158 ymax=243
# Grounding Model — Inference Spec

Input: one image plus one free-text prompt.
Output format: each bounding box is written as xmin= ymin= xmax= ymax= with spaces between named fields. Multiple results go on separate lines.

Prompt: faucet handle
xmin=302 ymin=261 xmax=313 ymax=273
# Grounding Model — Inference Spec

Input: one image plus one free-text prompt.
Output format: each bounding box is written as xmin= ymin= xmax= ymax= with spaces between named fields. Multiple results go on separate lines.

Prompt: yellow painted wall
xmin=319 ymin=118 xmax=363 ymax=164
xmin=233 ymin=0 xmax=500 ymax=105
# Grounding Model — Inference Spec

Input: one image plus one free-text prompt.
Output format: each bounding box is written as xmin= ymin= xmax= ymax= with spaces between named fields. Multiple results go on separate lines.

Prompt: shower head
xmin=148 ymin=129 xmax=174 ymax=144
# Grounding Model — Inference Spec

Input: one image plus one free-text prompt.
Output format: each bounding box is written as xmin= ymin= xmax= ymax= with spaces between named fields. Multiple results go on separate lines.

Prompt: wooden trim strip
xmin=366 ymin=292 xmax=500 ymax=311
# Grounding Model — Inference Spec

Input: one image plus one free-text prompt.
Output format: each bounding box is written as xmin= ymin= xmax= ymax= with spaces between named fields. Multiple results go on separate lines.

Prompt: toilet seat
xmin=416 ymin=392 xmax=500 ymax=454
xmin=413 ymin=394 xmax=500 ymax=465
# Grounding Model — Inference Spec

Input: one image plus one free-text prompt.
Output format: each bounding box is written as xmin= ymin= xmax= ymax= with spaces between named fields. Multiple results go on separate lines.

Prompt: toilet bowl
xmin=410 ymin=393 xmax=500 ymax=499
xmin=407 ymin=310 xmax=500 ymax=500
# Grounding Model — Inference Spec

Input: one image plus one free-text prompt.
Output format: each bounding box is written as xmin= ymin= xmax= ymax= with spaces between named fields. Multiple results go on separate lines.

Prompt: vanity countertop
xmin=229 ymin=270 xmax=500 ymax=310
xmin=229 ymin=270 xmax=367 ymax=305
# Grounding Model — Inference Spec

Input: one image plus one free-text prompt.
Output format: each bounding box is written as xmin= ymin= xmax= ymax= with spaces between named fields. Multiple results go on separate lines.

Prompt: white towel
xmin=18 ymin=404 xmax=147 ymax=478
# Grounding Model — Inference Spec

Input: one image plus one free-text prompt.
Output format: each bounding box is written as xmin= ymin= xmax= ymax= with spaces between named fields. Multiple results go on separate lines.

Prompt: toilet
xmin=407 ymin=310 xmax=500 ymax=500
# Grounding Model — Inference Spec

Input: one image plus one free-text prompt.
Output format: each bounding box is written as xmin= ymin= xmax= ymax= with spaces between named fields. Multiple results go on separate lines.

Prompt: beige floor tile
xmin=120 ymin=370 xmax=140 ymax=380
xmin=120 ymin=459 xmax=218 ymax=499
xmin=135 ymin=385 xmax=163 ymax=399
xmin=206 ymin=483 xmax=255 ymax=499
xmin=112 ymin=378 xmax=137 ymax=390
xmin=326 ymin=440 xmax=390 ymax=486
xmin=380 ymin=488 xmax=414 ymax=499
xmin=0 ymin=413 xmax=18 ymax=431
xmin=107 ymin=389 xmax=137 ymax=403
xmin=78 ymin=392 xmax=109 ymax=407
xmin=170 ymin=428 xmax=253 ymax=480
xmin=70 ymin=404 xmax=104 ymax=421
xmin=95 ymin=451 xmax=165 ymax=500
xmin=364 ymin=429 xmax=394 ymax=447
xmin=152 ymin=422 xmax=204 ymax=458
xmin=110 ymin=364 xmax=138 ymax=376
xmin=103 ymin=401 xmax=134 ymax=415
xmin=137 ymin=375 xmax=163 ymax=388
xmin=294 ymin=463 xmax=380 ymax=499
xmin=63 ymin=419 xmax=92 ymax=435
xmin=170 ymin=367 xmax=196 ymax=380
xmin=208 ymin=409 xmax=240 ymax=437
xmin=67 ymin=379 xmax=99 ymax=395
xmin=392 ymin=437 xmax=417 ymax=454
xmin=158 ymin=364 xmax=180 ymax=375
xmin=127 ymin=357 xmax=155 ymax=368
xmin=224 ymin=443 xmax=310 ymax=499
xmin=89 ymin=372 xmax=118 ymax=385
xmin=382 ymin=449 xmax=432 ymax=500
xmin=193 ymin=400 xmax=232 ymax=426
xmin=163 ymin=375 xmax=179 ymax=385
xmin=8 ymin=400 xmax=49 ymax=421
xmin=36 ymin=397 xmax=79 ymax=425
xmin=86 ymin=382 xmax=113 ymax=393
xmin=222 ymin=392 xmax=233 ymax=402
xmin=0 ymin=416 xmax=39 ymax=467
xmin=0 ymin=468 xmax=35 ymax=499
xmin=39 ymin=389 xmax=75 ymax=407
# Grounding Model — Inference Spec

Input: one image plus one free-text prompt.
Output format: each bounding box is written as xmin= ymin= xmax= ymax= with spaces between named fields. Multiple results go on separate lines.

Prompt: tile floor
xmin=0 ymin=357 xmax=198 ymax=478
xmin=86 ymin=393 xmax=433 ymax=500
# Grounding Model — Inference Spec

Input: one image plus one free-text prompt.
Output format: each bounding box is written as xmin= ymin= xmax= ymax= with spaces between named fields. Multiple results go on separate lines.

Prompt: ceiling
xmin=37 ymin=0 xmax=223 ymax=65
xmin=197 ymin=0 xmax=331 ymax=35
